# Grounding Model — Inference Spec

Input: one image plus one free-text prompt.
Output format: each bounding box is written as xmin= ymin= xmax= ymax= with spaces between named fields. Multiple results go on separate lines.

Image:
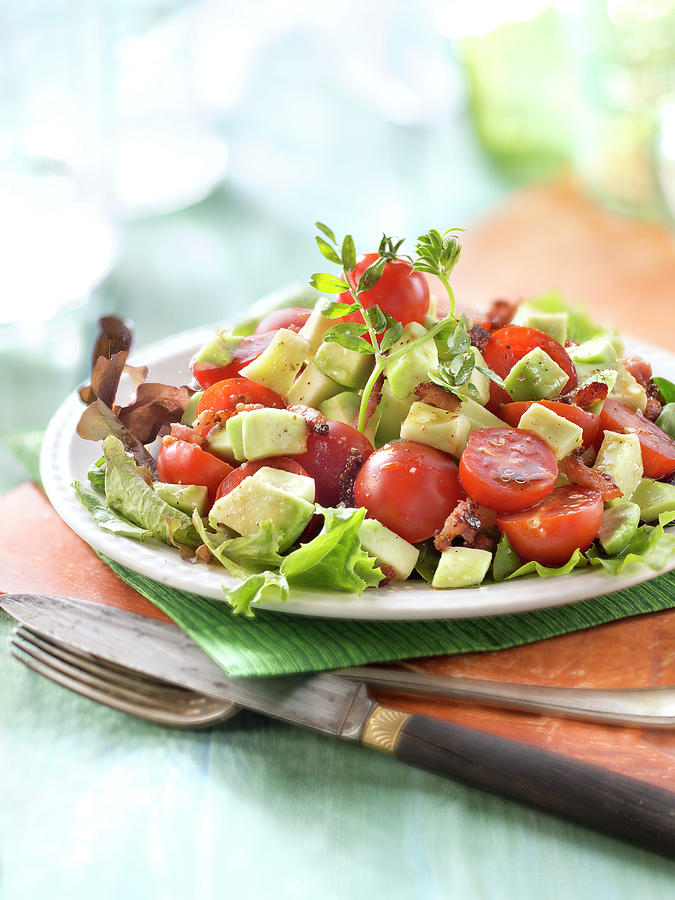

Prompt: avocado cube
xmin=153 ymin=482 xmax=209 ymax=517
xmin=431 ymin=547 xmax=492 ymax=589
xmin=598 ymin=502 xmax=641 ymax=554
xmin=512 ymin=307 xmax=568 ymax=344
xmin=376 ymin=382 xmax=415 ymax=446
xmin=630 ymin=478 xmax=675 ymax=522
xmin=504 ymin=347 xmax=568 ymax=401
xmin=251 ymin=467 xmax=315 ymax=504
xmin=454 ymin=348 xmax=490 ymax=406
xmin=458 ymin=397 xmax=508 ymax=431
xmin=358 ymin=518 xmax=419 ymax=581
xmin=517 ymin=403 xmax=583 ymax=461
xmin=180 ymin=391 xmax=203 ymax=426
xmin=568 ymin=337 xmax=618 ymax=367
xmin=210 ymin=478 xmax=314 ymax=551
xmin=297 ymin=299 xmax=336 ymax=353
xmin=314 ymin=341 xmax=374 ymax=390
xmin=240 ymin=408 xmax=308 ymax=460
xmin=608 ymin=365 xmax=647 ymax=412
xmin=594 ymin=430 xmax=643 ymax=500
xmin=318 ymin=391 xmax=380 ymax=445
xmin=385 ymin=322 xmax=439 ymax=399
xmin=225 ymin=416 xmax=246 ymax=462
xmin=286 ymin=361 xmax=341 ymax=408
xmin=239 ymin=328 xmax=310 ymax=397
xmin=205 ymin=423 xmax=237 ymax=463
xmin=401 ymin=402 xmax=472 ymax=458
xmin=193 ymin=330 xmax=242 ymax=367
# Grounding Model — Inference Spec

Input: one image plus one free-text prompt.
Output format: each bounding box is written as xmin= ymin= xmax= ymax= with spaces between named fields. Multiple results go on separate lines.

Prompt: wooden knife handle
xmin=361 ymin=706 xmax=675 ymax=857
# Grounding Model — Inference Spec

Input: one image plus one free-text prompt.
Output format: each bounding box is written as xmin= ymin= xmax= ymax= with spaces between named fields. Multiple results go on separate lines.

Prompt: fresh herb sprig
xmin=428 ymin=317 xmax=506 ymax=403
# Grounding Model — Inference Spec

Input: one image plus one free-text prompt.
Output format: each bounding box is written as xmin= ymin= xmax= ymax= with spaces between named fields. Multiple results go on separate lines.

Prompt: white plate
xmin=41 ymin=326 xmax=675 ymax=620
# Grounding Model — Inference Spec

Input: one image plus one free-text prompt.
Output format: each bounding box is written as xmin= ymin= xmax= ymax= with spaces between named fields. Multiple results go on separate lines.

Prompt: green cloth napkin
xmin=5 ymin=430 xmax=675 ymax=678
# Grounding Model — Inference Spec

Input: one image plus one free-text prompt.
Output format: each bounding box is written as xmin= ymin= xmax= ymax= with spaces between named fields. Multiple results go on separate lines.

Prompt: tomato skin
xmin=254 ymin=307 xmax=312 ymax=334
xmin=157 ymin=440 xmax=233 ymax=507
xmin=497 ymin=486 xmax=603 ymax=567
xmin=459 ymin=428 xmax=558 ymax=512
xmin=354 ymin=441 xmax=465 ymax=543
xmin=191 ymin=332 xmax=276 ymax=389
xmin=196 ymin=377 xmax=285 ymax=418
xmin=215 ymin=457 xmax=310 ymax=502
xmin=599 ymin=399 xmax=675 ymax=478
xmin=339 ymin=254 xmax=429 ymax=329
xmin=499 ymin=400 xmax=601 ymax=449
xmin=293 ymin=421 xmax=373 ymax=507
xmin=483 ymin=326 xmax=577 ymax=407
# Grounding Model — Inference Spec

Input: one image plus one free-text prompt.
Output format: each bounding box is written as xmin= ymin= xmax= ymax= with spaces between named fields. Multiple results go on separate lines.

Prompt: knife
xmin=2 ymin=593 xmax=674 ymax=856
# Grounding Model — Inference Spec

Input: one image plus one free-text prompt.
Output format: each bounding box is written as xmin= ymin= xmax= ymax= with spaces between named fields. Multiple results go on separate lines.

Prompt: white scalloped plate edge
xmin=41 ymin=326 xmax=675 ymax=620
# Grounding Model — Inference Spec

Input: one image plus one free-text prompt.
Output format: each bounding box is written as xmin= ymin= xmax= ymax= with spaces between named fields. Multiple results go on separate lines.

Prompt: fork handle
xmin=362 ymin=706 xmax=675 ymax=857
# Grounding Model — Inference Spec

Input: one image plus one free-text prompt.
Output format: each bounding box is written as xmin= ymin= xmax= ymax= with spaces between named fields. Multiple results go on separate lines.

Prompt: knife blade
xmin=2 ymin=592 xmax=675 ymax=857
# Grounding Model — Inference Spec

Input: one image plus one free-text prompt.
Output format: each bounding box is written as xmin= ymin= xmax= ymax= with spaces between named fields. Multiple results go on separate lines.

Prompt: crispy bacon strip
xmin=414 ymin=381 xmax=461 ymax=413
xmin=621 ymin=356 xmax=652 ymax=387
xmin=561 ymin=381 xmax=608 ymax=409
xmin=468 ymin=323 xmax=490 ymax=353
xmin=645 ymin=394 xmax=663 ymax=422
xmin=378 ymin=563 xmax=397 ymax=586
xmin=193 ymin=408 xmax=232 ymax=437
xmin=287 ymin=404 xmax=329 ymax=435
xmin=485 ymin=298 xmax=518 ymax=332
xmin=339 ymin=451 xmax=365 ymax=506
xmin=559 ymin=453 xmax=622 ymax=501
xmin=433 ymin=498 xmax=482 ymax=552
xmin=170 ymin=423 xmax=205 ymax=447
xmin=365 ymin=372 xmax=385 ymax=425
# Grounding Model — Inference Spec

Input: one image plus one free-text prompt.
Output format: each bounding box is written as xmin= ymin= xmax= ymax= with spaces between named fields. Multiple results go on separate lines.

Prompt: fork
xmin=10 ymin=626 xmax=238 ymax=728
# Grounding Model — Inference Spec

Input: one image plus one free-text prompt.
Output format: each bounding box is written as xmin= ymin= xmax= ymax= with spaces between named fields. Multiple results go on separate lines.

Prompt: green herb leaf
xmin=310 ymin=272 xmax=350 ymax=294
xmin=356 ymin=257 xmax=385 ymax=294
xmin=322 ymin=301 xmax=360 ymax=318
xmin=341 ymin=234 xmax=356 ymax=272
xmin=413 ymin=228 xmax=462 ymax=279
xmin=315 ymin=221 xmax=337 ymax=244
xmin=653 ymin=377 xmax=675 ymax=404
xmin=380 ymin=321 xmax=403 ymax=353
xmin=414 ymin=541 xmax=440 ymax=583
xmin=656 ymin=402 xmax=675 ymax=439
xmin=365 ymin=304 xmax=387 ymax=333
xmin=475 ymin=364 xmax=506 ymax=388
xmin=315 ymin=236 xmax=342 ymax=266
xmin=323 ymin=322 xmax=375 ymax=354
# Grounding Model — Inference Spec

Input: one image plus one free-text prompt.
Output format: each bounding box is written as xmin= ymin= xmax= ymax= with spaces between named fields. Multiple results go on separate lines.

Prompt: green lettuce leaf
xmin=280 ymin=506 xmax=383 ymax=594
xmin=192 ymin=513 xmax=283 ymax=579
xmin=102 ymin=435 xmax=199 ymax=547
xmin=225 ymin=571 xmax=289 ymax=618
xmin=525 ymin=292 xmax=608 ymax=344
xmin=506 ymin=549 xmax=588 ymax=580
xmin=656 ymin=402 xmax=675 ymax=439
xmin=73 ymin=481 xmax=152 ymax=542
xmin=87 ymin=456 xmax=106 ymax=492
xmin=414 ymin=540 xmax=440 ymax=583
xmin=492 ymin=534 xmax=521 ymax=581
xmin=653 ymin=377 xmax=675 ymax=404
xmin=586 ymin=511 xmax=675 ymax=574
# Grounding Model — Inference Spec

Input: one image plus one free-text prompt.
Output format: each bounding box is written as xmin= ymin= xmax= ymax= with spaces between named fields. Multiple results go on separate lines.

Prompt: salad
xmin=74 ymin=225 xmax=675 ymax=616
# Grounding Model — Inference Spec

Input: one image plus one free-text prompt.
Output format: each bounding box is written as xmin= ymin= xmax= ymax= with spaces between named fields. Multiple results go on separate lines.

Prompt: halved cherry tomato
xmin=157 ymin=439 xmax=233 ymax=507
xmin=339 ymin=254 xmax=429 ymax=330
xmin=459 ymin=428 xmax=558 ymax=512
xmin=214 ymin=457 xmax=310 ymax=502
xmin=254 ymin=307 xmax=312 ymax=334
xmin=497 ymin=486 xmax=603 ymax=567
xmin=599 ymin=399 xmax=675 ymax=479
xmin=294 ymin=421 xmax=374 ymax=507
xmin=196 ymin=377 xmax=285 ymax=418
xmin=499 ymin=400 xmax=601 ymax=449
xmin=354 ymin=441 xmax=465 ymax=543
xmin=191 ymin=331 xmax=276 ymax=389
xmin=483 ymin=326 xmax=577 ymax=410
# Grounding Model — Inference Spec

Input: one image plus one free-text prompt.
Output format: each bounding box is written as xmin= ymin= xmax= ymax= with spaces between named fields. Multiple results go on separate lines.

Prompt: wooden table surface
xmin=2 ymin=180 xmax=675 ymax=899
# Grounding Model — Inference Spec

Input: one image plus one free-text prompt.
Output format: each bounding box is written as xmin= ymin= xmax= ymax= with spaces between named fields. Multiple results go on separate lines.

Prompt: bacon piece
xmin=193 ymin=408 xmax=231 ymax=437
xmin=365 ymin=372 xmax=384 ymax=426
xmin=339 ymin=451 xmax=365 ymax=506
xmin=484 ymin=298 xmax=518 ymax=332
xmin=170 ymin=423 xmax=205 ymax=447
xmin=414 ymin=381 xmax=461 ymax=413
xmin=645 ymin=393 xmax=663 ymax=422
xmin=434 ymin=498 xmax=482 ymax=552
xmin=472 ymin=533 xmax=498 ymax=553
xmin=559 ymin=453 xmax=622 ymax=501
xmin=378 ymin=563 xmax=397 ymax=586
xmin=287 ymin=404 xmax=329 ymax=435
xmin=561 ymin=381 xmax=608 ymax=409
xmin=234 ymin=402 xmax=264 ymax=413
xmin=468 ymin=323 xmax=490 ymax=353
xmin=621 ymin=356 xmax=652 ymax=388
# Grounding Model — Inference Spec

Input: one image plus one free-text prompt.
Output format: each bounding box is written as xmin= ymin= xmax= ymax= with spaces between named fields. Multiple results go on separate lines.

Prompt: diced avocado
xmin=594 ymin=430 xmax=643 ymax=500
xmin=598 ymin=502 xmax=641 ymax=554
xmin=401 ymin=402 xmax=472 ymax=458
xmin=518 ymin=403 xmax=583 ymax=461
xmin=153 ymin=482 xmax=209 ymax=518
xmin=431 ymin=546 xmax=492 ymax=589
xmin=193 ymin=330 xmax=241 ymax=367
xmin=384 ymin=323 xmax=439 ymax=399
xmin=314 ymin=341 xmax=374 ymax=390
xmin=225 ymin=415 xmax=246 ymax=462
xmin=286 ymin=361 xmax=341 ymax=408
xmin=251 ymin=467 xmax=315 ymax=503
xmin=297 ymin=299 xmax=335 ymax=353
xmin=205 ymin=423 xmax=237 ymax=463
xmin=608 ymin=365 xmax=647 ymax=413
xmin=375 ymin=382 xmax=414 ymax=446
xmin=359 ymin=518 xmax=419 ymax=581
xmin=504 ymin=347 xmax=568 ymax=401
xmin=458 ymin=397 xmax=507 ymax=431
xmin=656 ymin=403 xmax=675 ymax=439
xmin=630 ymin=478 xmax=675 ymax=522
xmin=454 ymin=347 xmax=490 ymax=406
xmin=318 ymin=391 xmax=379 ymax=444
xmin=512 ymin=307 xmax=568 ymax=344
xmin=568 ymin=337 xmax=618 ymax=367
xmin=239 ymin=328 xmax=310 ymax=397
xmin=210 ymin=478 xmax=314 ymax=551
xmin=180 ymin=391 xmax=203 ymax=426
xmin=240 ymin=408 xmax=308 ymax=460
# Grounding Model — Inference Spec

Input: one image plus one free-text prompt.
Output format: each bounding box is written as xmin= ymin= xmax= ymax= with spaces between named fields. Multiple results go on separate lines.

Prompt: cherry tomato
xmin=294 ymin=420 xmax=374 ymax=507
xmin=496 ymin=486 xmax=603 ymax=567
xmin=353 ymin=441 xmax=465 ymax=543
xmin=339 ymin=254 xmax=429 ymax=330
xmin=483 ymin=326 xmax=578 ymax=409
xmin=157 ymin=439 xmax=233 ymax=507
xmin=599 ymin=399 xmax=675 ymax=479
xmin=254 ymin=307 xmax=312 ymax=334
xmin=191 ymin=331 xmax=276 ymax=389
xmin=196 ymin=377 xmax=285 ymax=418
xmin=499 ymin=400 xmax=601 ymax=449
xmin=459 ymin=428 xmax=557 ymax=512
xmin=215 ymin=457 xmax=310 ymax=502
